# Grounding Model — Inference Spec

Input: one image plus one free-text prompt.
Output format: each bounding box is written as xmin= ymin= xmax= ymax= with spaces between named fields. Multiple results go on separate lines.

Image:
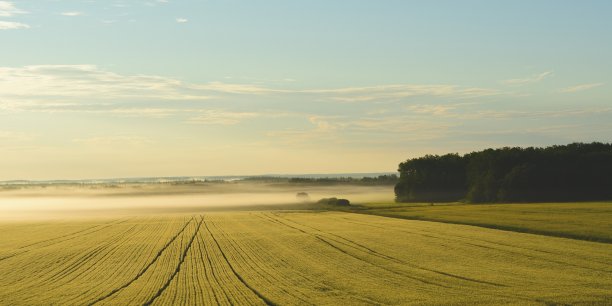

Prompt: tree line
xmin=243 ymin=175 xmax=398 ymax=186
xmin=395 ymin=142 xmax=612 ymax=203
xmin=288 ymin=175 xmax=398 ymax=186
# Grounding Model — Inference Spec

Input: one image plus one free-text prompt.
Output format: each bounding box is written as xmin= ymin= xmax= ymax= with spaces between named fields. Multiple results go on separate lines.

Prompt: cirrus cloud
xmin=0 ymin=64 xmax=502 ymax=114
xmin=0 ymin=20 xmax=28 ymax=29
xmin=502 ymin=71 xmax=553 ymax=85
xmin=559 ymin=83 xmax=603 ymax=93
xmin=0 ymin=1 xmax=26 ymax=17
xmin=61 ymin=11 xmax=83 ymax=16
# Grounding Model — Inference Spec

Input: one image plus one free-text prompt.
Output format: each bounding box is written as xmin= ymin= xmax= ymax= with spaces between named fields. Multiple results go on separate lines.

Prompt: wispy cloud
xmin=405 ymin=104 xmax=456 ymax=116
xmin=176 ymin=18 xmax=188 ymax=23
xmin=106 ymin=108 xmax=180 ymax=118
xmin=73 ymin=135 xmax=153 ymax=146
xmin=193 ymin=82 xmax=499 ymax=101
xmin=0 ymin=1 xmax=28 ymax=30
xmin=267 ymin=105 xmax=612 ymax=148
xmin=0 ymin=65 xmax=212 ymax=106
xmin=61 ymin=11 xmax=83 ymax=17
xmin=0 ymin=20 xmax=28 ymax=29
xmin=0 ymin=65 xmax=504 ymax=114
xmin=559 ymin=83 xmax=603 ymax=93
xmin=3 ymin=104 xmax=265 ymax=124
xmin=403 ymin=101 xmax=612 ymax=121
xmin=306 ymin=84 xmax=499 ymax=102
xmin=0 ymin=130 xmax=36 ymax=141
xmin=0 ymin=1 xmax=26 ymax=17
xmin=267 ymin=113 xmax=456 ymax=146
xmin=144 ymin=0 xmax=168 ymax=7
xmin=502 ymin=71 xmax=553 ymax=85
xmin=187 ymin=110 xmax=259 ymax=125
xmin=194 ymin=82 xmax=283 ymax=94
xmin=7 ymin=61 xmax=602 ymax=150
xmin=439 ymin=107 xmax=612 ymax=120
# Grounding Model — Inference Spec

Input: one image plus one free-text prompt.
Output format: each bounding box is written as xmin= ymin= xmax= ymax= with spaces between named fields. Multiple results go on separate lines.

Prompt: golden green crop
xmin=353 ymin=202 xmax=612 ymax=242
xmin=1 ymin=212 xmax=611 ymax=305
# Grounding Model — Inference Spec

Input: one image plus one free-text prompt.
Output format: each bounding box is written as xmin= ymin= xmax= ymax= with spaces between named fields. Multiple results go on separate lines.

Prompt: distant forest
xmin=244 ymin=175 xmax=398 ymax=186
xmin=395 ymin=143 xmax=612 ymax=203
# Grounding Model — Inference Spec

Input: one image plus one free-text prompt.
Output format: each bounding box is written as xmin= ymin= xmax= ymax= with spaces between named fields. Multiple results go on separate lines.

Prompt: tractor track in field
xmin=193 ymin=229 xmax=222 ymax=305
xmin=143 ymin=216 xmax=204 ymax=306
xmin=16 ymin=223 xmax=142 ymax=305
xmin=202 ymin=218 xmax=276 ymax=306
xmin=354 ymin=210 xmax=612 ymax=244
xmin=207 ymin=217 xmax=316 ymax=305
xmin=88 ymin=217 xmax=195 ymax=306
xmin=18 ymin=219 xmax=130 ymax=250
xmin=0 ymin=219 xmax=130 ymax=262
xmin=59 ymin=222 xmax=165 ymax=306
xmin=42 ymin=223 xmax=141 ymax=286
xmin=259 ymin=213 xmax=444 ymax=289
xmin=338 ymin=216 xmax=612 ymax=273
xmin=269 ymin=213 xmax=506 ymax=288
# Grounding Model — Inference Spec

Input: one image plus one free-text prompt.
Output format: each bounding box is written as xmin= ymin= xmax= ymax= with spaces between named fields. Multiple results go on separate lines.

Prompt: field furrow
xmin=0 ymin=219 xmax=129 ymax=262
xmin=146 ymin=216 xmax=203 ymax=306
xmin=280 ymin=212 xmax=612 ymax=304
xmin=89 ymin=217 xmax=194 ymax=305
xmin=98 ymin=217 xmax=199 ymax=305
xmin=273 ymin=213 xmax=507 ymax=288
xmin=209 ymin=212 xmax=441 ymax=304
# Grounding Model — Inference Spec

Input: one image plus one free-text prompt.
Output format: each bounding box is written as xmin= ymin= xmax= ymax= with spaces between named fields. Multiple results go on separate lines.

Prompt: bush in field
xmin=335 ymin=199 xmax=350 ymax=206
xmin=317 ymin=197 xmax=350 ymax=206
xmin=296 ymin=192 xmax=310 ymax=202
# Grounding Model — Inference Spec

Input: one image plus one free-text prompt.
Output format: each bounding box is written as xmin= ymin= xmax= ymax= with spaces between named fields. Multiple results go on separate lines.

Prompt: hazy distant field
xmin=355 ymin=202 xmax=612 ymax=242
xmin=1 ymin=212 xmax=611 ymax=305
xmin=0 ymin=182 xmax=393 ymax=220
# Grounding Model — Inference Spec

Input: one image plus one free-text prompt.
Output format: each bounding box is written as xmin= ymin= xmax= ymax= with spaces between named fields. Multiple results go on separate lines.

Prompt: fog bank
xmin=0 ymin=182 xmax=393 ymax=220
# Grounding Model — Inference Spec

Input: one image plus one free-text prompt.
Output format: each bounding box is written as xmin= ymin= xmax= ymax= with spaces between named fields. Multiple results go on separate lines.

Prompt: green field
xmin=352 ymin=202 xmax=612 ymax=243
xmin=1 ymin=211 xmax=611 ymax=305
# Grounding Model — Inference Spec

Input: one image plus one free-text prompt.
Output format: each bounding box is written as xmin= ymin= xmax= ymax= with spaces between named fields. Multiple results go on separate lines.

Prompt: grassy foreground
xmin=351 ymin=202 xmax=612 ymax=243
xmin=1 ymin=211 xmax=611 ymax=305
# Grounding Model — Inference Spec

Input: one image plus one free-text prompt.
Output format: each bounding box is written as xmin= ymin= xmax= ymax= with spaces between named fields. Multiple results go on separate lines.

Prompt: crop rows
xmin=1 ymin=212 xmax=611 ymax=305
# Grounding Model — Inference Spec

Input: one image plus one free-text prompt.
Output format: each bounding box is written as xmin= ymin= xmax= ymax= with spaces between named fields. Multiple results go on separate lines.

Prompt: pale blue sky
xmin=1 ymin=1 xmax=611 ymax=180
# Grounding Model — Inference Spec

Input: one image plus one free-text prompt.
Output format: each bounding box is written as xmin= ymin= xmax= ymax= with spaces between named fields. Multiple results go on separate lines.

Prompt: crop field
xmin=1 ymin=211 xmax=611 ymax=305
xmin=354 ymin=202 xmax=612 ymax=243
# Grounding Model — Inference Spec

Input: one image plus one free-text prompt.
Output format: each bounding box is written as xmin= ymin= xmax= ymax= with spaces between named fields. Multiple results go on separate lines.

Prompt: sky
xmin=1 ymin=0 xmax=611 ymax=180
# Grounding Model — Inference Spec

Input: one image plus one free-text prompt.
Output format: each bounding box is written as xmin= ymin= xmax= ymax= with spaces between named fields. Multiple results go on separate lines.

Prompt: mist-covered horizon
xmin=0 ymin=180 xmax=394 ymax=221
xmin=0 ymin=171 xmax=397 ymax=185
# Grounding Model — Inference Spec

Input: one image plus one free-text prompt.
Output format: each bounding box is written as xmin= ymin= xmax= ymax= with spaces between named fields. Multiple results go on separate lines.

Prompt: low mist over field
xmin=0 ymin=180 xmax=393 ymax=220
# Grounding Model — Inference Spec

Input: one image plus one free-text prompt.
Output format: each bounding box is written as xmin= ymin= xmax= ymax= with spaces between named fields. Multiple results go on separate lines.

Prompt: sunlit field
xmin=1 ymin=183 xmax=611 ymax=305
xmin=1 ymin=211 xmax=611 ymax=305
xmin=355 ymin=202 xmax=612 ymax=242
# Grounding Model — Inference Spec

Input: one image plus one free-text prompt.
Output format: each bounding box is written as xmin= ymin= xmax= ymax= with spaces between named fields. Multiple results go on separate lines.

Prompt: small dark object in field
xmin=317 ymin=197 xmax=350 ymax=206
xmin=336 ymin=199 xmax=350 ymax=206
xmin=296 ymin=192 xmax=310 ymax=201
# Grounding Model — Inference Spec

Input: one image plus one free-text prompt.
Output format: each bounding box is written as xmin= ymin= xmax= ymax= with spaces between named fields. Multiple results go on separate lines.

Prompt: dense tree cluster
xmin=395 ymin=143 xmax=612 ymax=203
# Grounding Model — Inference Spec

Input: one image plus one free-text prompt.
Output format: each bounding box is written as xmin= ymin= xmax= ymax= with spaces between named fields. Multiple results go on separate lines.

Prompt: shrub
xmin=317 ymin=197 xmax=350 ymax=206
